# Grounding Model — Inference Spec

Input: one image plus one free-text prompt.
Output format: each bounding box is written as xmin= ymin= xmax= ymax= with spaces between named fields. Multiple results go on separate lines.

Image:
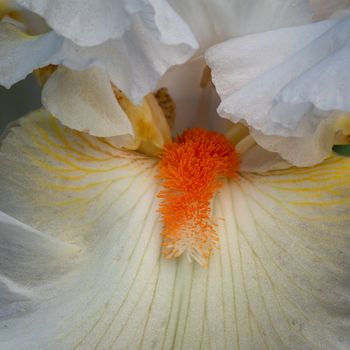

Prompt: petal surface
xmin=168 ymin=0 xmax=312 ymax=52
xmin=42 ymin=66 xmax=133 ymax=138
xmin=16 ymin=0 xmax=191 ymax=46
xmin=252 ymin=112 xmax=350 ymax=166
xmin=206 ymin=16 xmax=350 ymax=165
xmin=310 ymin=0 xmax=350 ymax=20
xmin=0 ymin=4 xmax=197 ymax=103
xmin=0 ymin=22 xmax=63 ymax=88
xmin=0 ymin=111 xmax=349 ymax=349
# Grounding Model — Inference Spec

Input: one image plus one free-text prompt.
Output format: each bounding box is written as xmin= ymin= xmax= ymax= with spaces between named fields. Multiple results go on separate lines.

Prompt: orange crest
xmin=157 ymin=128 xmax=240 ymax=266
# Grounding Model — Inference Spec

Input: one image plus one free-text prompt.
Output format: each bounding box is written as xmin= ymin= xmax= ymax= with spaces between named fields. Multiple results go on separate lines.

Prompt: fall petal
xmin=0 ymin=111 xmax=349 ymax=348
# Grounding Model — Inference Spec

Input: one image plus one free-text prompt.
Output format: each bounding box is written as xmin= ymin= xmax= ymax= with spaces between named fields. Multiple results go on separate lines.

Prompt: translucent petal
xmin=52 ymin=0 xmax=198 ymax=103
xmin=310 ymin=0 xmax=350 ymax=20
xmin=0 ymin=6 xmax=197 ymax=103
xmin=206 ymin=16 xmax=350 ymax=165
xmin=252 ymin=112 xmax=350 ymax=166
xmin=0 ymin=22 xmax=63 ymax=89
xmin=168 ymin=0 xmax=312 ymax=52
xmin=239 ymin=143 xmax=291 ymax=173
xmin=42 ymin=66 xmax=133 ymax=138
xmin=16 ymin=0 xmax=194 ymax=47
xmin=0 ymin=110 xmax=349 ymax=348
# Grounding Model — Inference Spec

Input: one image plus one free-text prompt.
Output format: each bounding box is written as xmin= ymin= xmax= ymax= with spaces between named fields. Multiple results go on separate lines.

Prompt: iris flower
xmin=0 ymin=0 xmax=350 ymax=349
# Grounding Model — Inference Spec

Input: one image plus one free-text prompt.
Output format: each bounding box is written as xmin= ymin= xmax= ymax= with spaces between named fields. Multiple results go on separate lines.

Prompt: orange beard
xmin=158 ymin=128 xmax=240 ymax=266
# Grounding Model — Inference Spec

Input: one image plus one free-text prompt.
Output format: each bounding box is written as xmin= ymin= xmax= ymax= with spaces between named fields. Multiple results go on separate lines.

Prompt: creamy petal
xmin=0 ymin=9 xmax=197 ymax=103
xmin=42 ymin=66 xmax=133 ymax=138
xmin=0 ymin=110 xmax=349 ymax=348
xmin=169 ymin=0 xmax=312 ymax=52
xmin=252 ymin=112 xmax=350 ymax=166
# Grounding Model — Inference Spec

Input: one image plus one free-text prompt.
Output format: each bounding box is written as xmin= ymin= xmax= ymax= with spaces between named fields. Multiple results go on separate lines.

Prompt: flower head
xmin=0 ymin=1 xmax=350 ymax=349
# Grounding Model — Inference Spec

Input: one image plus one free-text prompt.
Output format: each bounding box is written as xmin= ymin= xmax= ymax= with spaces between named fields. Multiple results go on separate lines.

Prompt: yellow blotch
xmin=113 ymin=86 xmax=172 ymax=157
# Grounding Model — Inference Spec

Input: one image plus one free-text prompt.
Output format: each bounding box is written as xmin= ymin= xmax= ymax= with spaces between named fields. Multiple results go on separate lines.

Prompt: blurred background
xmin=0 ymin=74 xmax=41 ymax=134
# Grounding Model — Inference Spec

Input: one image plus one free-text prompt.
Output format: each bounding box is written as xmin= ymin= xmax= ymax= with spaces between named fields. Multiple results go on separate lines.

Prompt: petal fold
xmin=0 ymin=22 xmax=63 ymax=88
xmin=42 ymin=66 xmax=134 ymax=138
xmin=0 ymin=3 xmax=198 ymax=103
xmin=169 ymin=0 xmax=312 ymax=52
xmin=206 ymin=16 xmax=350 ymax=165
xmin=16 ymin=0 xmax=193 ymax=47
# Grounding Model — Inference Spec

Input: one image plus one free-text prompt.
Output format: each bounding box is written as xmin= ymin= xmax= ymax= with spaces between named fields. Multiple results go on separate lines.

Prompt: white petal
xmin=252 ymin=112 xmax=350 ymax=166
xmin=0 ymin=110 xmax=349 ymax=348
xmin=239 ymin=143 xmax=292 ymax=173
xmin=0 ymin=22 xmax=63 ymax=88
xmin=169 ymin=0 xmax=312 ymax=52
xmin=16 ymin=0 xmax=193 ymax=47
xmin=206 ymin=19 xmax=336 ymax=133
xmin=310 ymin=0 xmax=350 ymax=20
xmin=207 ymin=17 xmax=350 ymax=165
xmin=52 ymin=0 xmax=197 ymax=103
xmin=0 ymin=211 xmax=79 ymax=289
xmin=278 ymin=37 xmax=350 ymax=113
xmin=0 ymin=8 xmax=197 ymax=103
xmin=42 ymin=66 xmax=133 ymax=138
xmin=158 ymin=58 xmax=226 ymax=134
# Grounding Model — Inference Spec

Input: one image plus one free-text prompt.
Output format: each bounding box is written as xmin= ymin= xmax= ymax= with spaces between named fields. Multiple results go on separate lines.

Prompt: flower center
xmin=157 ymin=128 xmax=240 ymax=267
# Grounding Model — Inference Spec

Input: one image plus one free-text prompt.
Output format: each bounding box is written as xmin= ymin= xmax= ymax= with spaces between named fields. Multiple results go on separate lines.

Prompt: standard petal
xmin=206 ymin=19 xmax=336 ymax=134
xmin=15 ymin=0 xmax=196 ymax=46
xmin=0 ymin=110 xmax=349 ymax=349
xmin=0 ymin=6 xmax=197 ymax=103
xmin=168 ymin=0 xmax=312 ymax=52
xmin=53 ymin=0 xmax=198 ymax=103
xmin=207 ymin=17 xmax=350 ymax=135
xmin=206 ymin=16 xmax=350 ymax=165
xmin=252 ymin=112 xmax=350 ymax=166
xmin=15 ymin=0 xmax=147 ymax=46
xmin=0 ymin=22 xmax=63 ymax=88
xmin=42 ymin=66 xmax=134 ymax=138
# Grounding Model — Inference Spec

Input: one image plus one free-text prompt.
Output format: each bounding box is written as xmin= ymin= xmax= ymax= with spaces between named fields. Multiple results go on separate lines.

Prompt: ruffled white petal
xmin=206 ymin=16 xmax=350 ymax=165
xmin=15 ymin=0 xmax=194 ymax=47
xmin=0 ymin=110 xmax=349 ymax=349
xmin=0 ymin=9 xmax=197 ymax=103
xmin=42 ymin=66 xmax=133 ymax=138
xmin=168 ymin=0 xmax=312 ymax=52
xmin=252 ymin=112 xmax=350 ymax=166
xmin=0 ymin=22 xmax=63 ymax=88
